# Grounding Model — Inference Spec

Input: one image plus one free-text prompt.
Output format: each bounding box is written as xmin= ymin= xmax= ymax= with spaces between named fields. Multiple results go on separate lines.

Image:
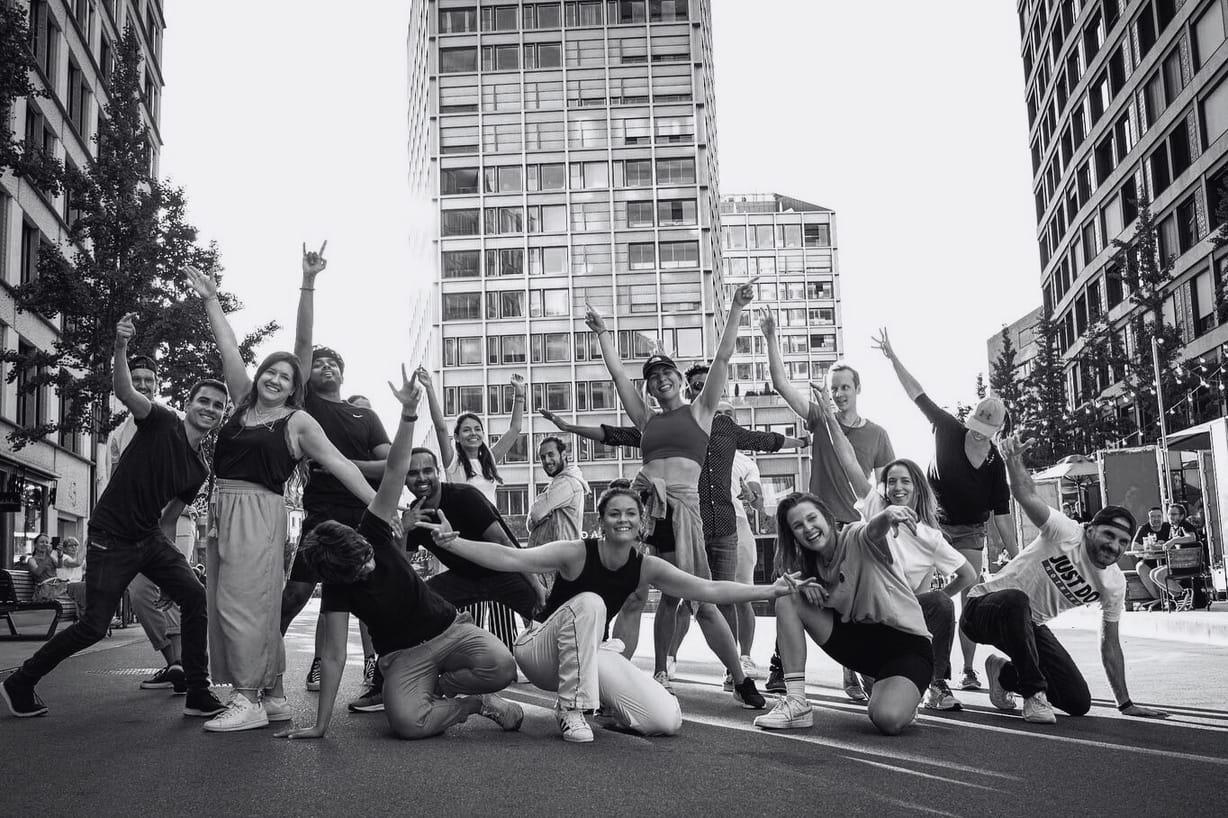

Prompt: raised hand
xmin=732 ymin=276 xmax=759 ymax=309
xmin=810 ymin=381 xmax=836 ymax=418
xmin=184 ymin=265 xmax=218 ymax=299
xmin=539 ymin=408 xmax=565 ymax=429
xmin=757 ymin=306 xmax=776 ymax=336
xmin=414 ymin=366 xmax=434 ymax=390
xmin=510 ymin=373 xmax=526 ymax=398
xmin=387 ymin=364 xmax=421 ymax=412
xmin=302 ymin=241 xmax=328 ymax=278
xmin=871 ymin=328 xmax=895 ymax=361
xmin=115 ymin=312 xmax=137 ymax=348
xmin=999 ymin=433 xmax=1033 ymax=460
xmin=584 ymin=302 xmax=607 ymax=334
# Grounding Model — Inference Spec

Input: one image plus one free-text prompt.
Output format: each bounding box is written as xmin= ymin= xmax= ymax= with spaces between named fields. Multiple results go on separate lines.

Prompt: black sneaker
xmin=764 ymin=668 xmax=786 ymax=694
xmin=305 ymin=657 xmax=322 ymax=692
xmin=2 ymin=674 xmax=48 ymax=718
xmin=140 ymin=664 xmax=186 ymax=694
xmin=183 ymin=688 xmax=227 ymax=717
xmin=733 ymin=677 xmax=766 ymax=710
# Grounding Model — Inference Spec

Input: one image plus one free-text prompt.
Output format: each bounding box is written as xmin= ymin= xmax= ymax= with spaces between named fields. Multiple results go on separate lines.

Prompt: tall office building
xmin=0 ymin=0 xmax=165 ymax=565
xmin=408 ymin=0 xmax=722 ymax=527
xmin=1019 ymin=0 xmax=1228 ymax=428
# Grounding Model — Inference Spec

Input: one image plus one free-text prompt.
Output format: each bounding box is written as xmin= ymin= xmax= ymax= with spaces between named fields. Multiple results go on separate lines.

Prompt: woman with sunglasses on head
xmin=186 ymin=266 xmax=378 ymax=733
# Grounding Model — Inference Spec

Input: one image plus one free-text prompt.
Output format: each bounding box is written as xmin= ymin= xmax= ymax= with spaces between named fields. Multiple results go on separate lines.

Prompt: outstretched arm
xmin=368 ymin=366 xmax=421 ymax=521
xmin=293 ymin=241 xmax=328 ymax=371
xmin=1000 ymin=435 xmax=1050 ymax=530
xmin=415 ymin=367 xmax=455 ymax=469
xmin=863 ymin=506 xmax=918 ymax=563
xmin=489 ymin=374 xmax=526 ymax=463
xmin=694 ymin=278 xmax=756 ymax=418
xmin=277 ymin=610 xmax=348 ymax=739
xmin=422 ymin=511 xmax=580 ymax=575
xmin=295 ymin=416 xmax=377 ymax=507
xmin=113 ymin=313 xmax=153 ymax=420
xmin=643 ymin=555 xmax=812 ymax=604
xmin=872 ymin=328 xmax=925 ymax=401
xmin=1100 ymin=619 xmax=1167 ymax=718
xmin=538 ymin=409 xmax=607 ymax=443
xmin=758 ymin=307 xmax=811 ymax=419
xmin=185 ymin=266 xmax=252 ymax=400
xmin=586 ymin=304 xmax=649 ymax=428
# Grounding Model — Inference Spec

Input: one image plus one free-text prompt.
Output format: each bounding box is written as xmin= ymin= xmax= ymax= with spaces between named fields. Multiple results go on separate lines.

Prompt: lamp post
xmin=1152 ymin=334 xmax=1170 ymax=508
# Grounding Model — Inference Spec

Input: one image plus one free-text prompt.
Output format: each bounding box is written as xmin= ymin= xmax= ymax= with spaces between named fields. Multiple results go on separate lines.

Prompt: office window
xmin=660 ymin=283 xmax=700 ymax=313
xmin=487 ymin=290 xmax=527 ymax=319
xmin=445 ymin=386 xmax=484 ymax=415
xmin=529 ymin=289 xmax=569 ymax=317
xmin=524 ymin=80 xmax=564 ymax=110
xmin=571 ymin=243 xmax=610 ymax=274
xmin=525 ymin=42 xmax=563 ymax=69
xmin=566 ymin=1 xmax=604 ymax=27
xmin=525 ymin=116 xmax=567 ymax=149
xmin=1148 ymin=124 xmax=1191 ymax=195
xmin=803 ymin=223 xmax=830 ymax=247
xmin=569 ymin=161 xmax=609 ymax=189
xmin=571 ymin=201 xmax=611 ymax=231
xmin=484 ymin=165 xmax=523 ymax=193
xmin=1205 ymin=77 xmax=1228 ymax=146
xmin=541 ymin=382 xmax=572 ymax=411
xmin=527 ymin=163 xmax=567 ymax=191
xmin=494 ymin=334 xmax=527 ymax=363
xmin=441 ymin=209 xmax=480 ymax=236
xmin=655 ymin=158 xmax=694 ymax=185
xmin=441 ymin=167 xmax=479 ymax=195
xmin=588 ymin=381 xmax=616 ymax=410
xmin=29 ymin=1 xmax=58 ymax=83
xmin=482 ymin=5 xmax=519 ymax=31
xmin=806 ymin=281 xmax=834 ymax=299
xmin=482 ymin=121 xmax=523 ymax=152
xmin=654 ymin=115 xmax=693 ymax=143
xmin=482 ymin=44 xmax=520 ymax=71
xmin=484 ymin=206 xmax=524 ymax=234
xmin=628 ymin=242 xmax=655 ymax=270
xmin=67 ymin=61 xmax=89 ymax=137
xmin=649 ymin=0 xmax=688 ymax=21
xmin=659 ymin=241 xmax=698 ymax=268
xmin=568 ymin=115 xmax=608 ymax=148
xmin=531 ymin=332 xmax=571 ymax=363
xmin=442 ymin=81 xmax=481 ymax=113
xmin=439 ymin=7 xmax=478 ymax=33
xmin=657 ymin=199 xmax=697 ymax=226
xmin=527 ymin=204 xmax=568 ymax=232
xmin=617 ymin=285 xmax=658 ymax=313
xmin=442 ymin=292 xmax=482 ymax=321
xmin=625 ymin=201 xmax=655 ymax=228
xmin=442 ymin=250 xmax=481 ymax=279
xmin=440 ymin=47 xmax=478 ymax=73
xmin=617 ymin=159 xmax=654 ymax=186
xmin=724 ymin=225 xmax=747 ymax=249
xmin=776 ymin=224 xmax=802 ymax=248
xmin=1194 ymin=268 xmax=1217 ymax=334
xmin=20 ymin=223 xmax=40 ymax=285
xmin=440 ymin=123 xmax=479 ymax=154
xmin=444 ymin=336 xmax=484 ymax=367
xmin=486 ymin=248 xmax=524 ymax=276
xmin=1195 ymin=1 xmax=1226 ymax=68
xmin=524 ymin=3 xmax=563 ymax=29
xmin=529 ymin=246 xmax=568 ymax=275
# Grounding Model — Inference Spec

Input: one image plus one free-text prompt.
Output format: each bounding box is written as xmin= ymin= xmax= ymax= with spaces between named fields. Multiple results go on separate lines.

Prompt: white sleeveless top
xmin=445 ymin=456 xmax=498 ymax=504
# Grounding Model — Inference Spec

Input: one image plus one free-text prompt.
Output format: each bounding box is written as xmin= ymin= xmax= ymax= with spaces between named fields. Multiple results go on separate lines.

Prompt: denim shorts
xmin=705 ymin=533 xmax=739 ymax=583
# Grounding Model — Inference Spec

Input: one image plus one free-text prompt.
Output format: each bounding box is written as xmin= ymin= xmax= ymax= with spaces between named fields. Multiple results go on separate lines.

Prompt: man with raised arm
xmin=276 ymin=368 xmax=522 ymax=741
xmin=280 ymin=242 xmax=393 ymax=711
xmin=960 ymin=434 xmax=1168 ymax=724
xmin=3 ymin=315 xmax=230 ymax=720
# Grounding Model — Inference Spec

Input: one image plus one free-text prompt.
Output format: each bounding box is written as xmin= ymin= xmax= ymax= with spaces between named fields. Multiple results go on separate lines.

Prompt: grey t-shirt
xmin=806 ymin=404 xmax=895 ymax=524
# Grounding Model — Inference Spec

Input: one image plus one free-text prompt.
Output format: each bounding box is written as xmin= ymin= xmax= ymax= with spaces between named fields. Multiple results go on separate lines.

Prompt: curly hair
xmin=299 ymin=521 xmax=373 ymax=584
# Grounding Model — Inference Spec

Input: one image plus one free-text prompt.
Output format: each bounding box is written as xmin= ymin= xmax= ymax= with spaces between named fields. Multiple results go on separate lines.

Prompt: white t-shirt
xmin=730 ymin=451 xmax=760 ymax=522
xmin=968 ymin=509 xmax=1126 ymax=623
xmin=861 ymin=491 xmax=966 ymax=593
xmin=445 ymin=456 xmax=498 ymax=505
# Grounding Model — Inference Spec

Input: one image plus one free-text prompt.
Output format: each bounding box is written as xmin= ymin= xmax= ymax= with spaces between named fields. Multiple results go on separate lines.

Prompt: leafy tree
xmin=989 ymin=327 xmax=1025 ymax=425
xmin=974 ymin=371 xmax=987 ymax=400
xmin=1019 ymin=309 xmax=1071 ymax=467
xmin=0 ymin=25 xmax=276 ymax=449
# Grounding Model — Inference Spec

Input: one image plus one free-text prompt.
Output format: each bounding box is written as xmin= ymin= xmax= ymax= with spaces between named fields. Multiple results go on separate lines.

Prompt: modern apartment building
xmin=986 ymin=306 xmax=1043 ymax=385
xmin=0 ymin=0 xmax=164 ymax=565
xmin=1019 ymin=0 xmax=1228 ymax=427
xmin=408 ymin=0 xmax=725 ymax=526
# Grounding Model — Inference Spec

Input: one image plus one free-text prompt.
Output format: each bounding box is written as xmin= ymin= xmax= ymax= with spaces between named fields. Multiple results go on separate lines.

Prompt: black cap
xmin=1089 ymin=505 xmax=1136 ymax=537
xmin=312 ymin=346 xmax=345 ymax=373
xmin=642 ymin=354 xmax=679 ymax=380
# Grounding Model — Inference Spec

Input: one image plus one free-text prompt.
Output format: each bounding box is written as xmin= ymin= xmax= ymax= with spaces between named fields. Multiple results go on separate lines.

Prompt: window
xmin=439 ymin=7 xmax=478 ymax=33
xmin=486 ymin=248 xmax=524 ymax=276
xmin=20 ymin=222 xmax=40 ymax=285
xmin=660 ymin=283 xmax=700 ymax=312
xmin=442 ymin=250 xmax=480 ymax=278
xmin=524 ymin=42 xmax=563 ymax=68
xmin=723 ymin=225 xmax=746 ymax=249
xmin=442 ymin=292 xmax=482 ymax=321
xmin=28 ymin=1 xmax=58 ymax=83
xmin=806 ymin=281 xmax=834 ymax=300
xmin=476 ymin=77 xmax=518 ymax=112
xmin=530 ymin=289 xmax=569 ymax=317
xmin=523 ymin=3 xmax=563 ymax=29
xmin=527 ymin=204 xmax=568 ymax=232
xmin=628 ymin=242 xmax=655 ymax=270
xmin=482 ymin=5 xmax=519 ymax=30
xmin=566 ymin=1 xmax=604 ymax=27
xmin=15 ymin=341 xmax=44 ymax=430
xmin=483 ymin=166 xmax=522 ymax=193
xmin=1149 ymin=124 xmax=1191 ymax=195
xmin=444 ymin=386 xmax=485 ymax=415
xmin=532 ymin=382 xmax=572 ymax=411
xmin=1176 ymin=195 xmax=1201 ymax=255
xmin=568 ymin=115 xmax=608 ymax=148
xmin=440 ymin=123 xmax=479 ymax=154
xmin=649 ymin=0 xmax=688 ymax=21
xmin=803 ymin=223 xmax=830 ymax=247
xmin=571 ymin=201 xmax=611 ymax=231
xmin=67 ymin=61 xmax=89 ymax=137
xmin=529 ymin=246 xmax=568 ymax=275
xmin=482 ymin=121 xmax=522 ymax=152
xmin=626 ymin=201 xmax=655 ymax=227
xmin=484 ymin=206 xmax=524 ymax=234
xmin=657 ymin=199 xmax=697 ymax=226
xmin=525 ymin=80 xmax=565 ymax=110
xmin=441 ymin=167 xmax=479 ymax=195
xmin=487 ymin=290 xmax=526 ymax=319
xmin=527 ymin=163 xmax=567 ymax=191
xmin=531 ymin=332 xmax=571 ymax=363
xmin=440 ymin=47 xmax=478 ymax=73
xmin=569 ymin=161 xmax=609 ymax=189
xmin=618 ymin=159 xmax=654 ymax=186
xmin=1194 ymin=268 xmax=1217 ymax=335
xmin=490 ymin=334 xmax=527 ymax=363
xmin=487 ymin=386 xmax=519 ymax=415
xmin=659 ymin=241 xmax=698 ymax=268
xmin=443 ymin=336 xmax=484 ymax=367
xmin=1205 ymin=77 xmax=1228 ymax=146
xmin=1195 ymin=1 xmax=1226 ymax=69
xmin=441 ymin=209 xmax=480 ymax=236
xmin=655 ymin=158 xmax=694 ymax=185
xmin=749 ymin=225 xmax=774 ymax=249
xmin=654 ymin=115 xmax=693 ymax=143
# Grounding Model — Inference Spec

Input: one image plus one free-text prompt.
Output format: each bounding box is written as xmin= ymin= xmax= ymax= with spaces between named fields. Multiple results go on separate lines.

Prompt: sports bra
xmin=641 ymin=406 xmax=708 ymax=466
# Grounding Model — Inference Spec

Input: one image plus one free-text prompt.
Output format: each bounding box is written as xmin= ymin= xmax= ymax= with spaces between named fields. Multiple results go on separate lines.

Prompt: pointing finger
xmin=319 ymin=240 xmax=328 ymax=256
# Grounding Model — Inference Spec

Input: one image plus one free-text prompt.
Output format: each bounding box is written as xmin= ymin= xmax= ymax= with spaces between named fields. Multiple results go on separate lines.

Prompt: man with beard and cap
xmin=281 ymin=242 xmax=393 ymax=712
xmin=527 ymin=436 xmax=590 ymax=548
xmin=960 ymin=434 xmax=1168 ymax=725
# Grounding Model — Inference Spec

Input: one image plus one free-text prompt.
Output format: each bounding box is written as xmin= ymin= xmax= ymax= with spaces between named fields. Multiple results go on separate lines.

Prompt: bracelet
xmin=1117 ymin=699 xmax=1133 ymax=712
xmin=402 ymin=413 xmax=419 ymax=422
xmin=514 ymin=396 xmax=525 ymax=402
xmin=300 ymin=287 xmax=315 ymax=291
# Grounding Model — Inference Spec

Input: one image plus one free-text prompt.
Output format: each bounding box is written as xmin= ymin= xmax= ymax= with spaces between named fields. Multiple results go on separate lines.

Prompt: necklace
xmin=247 ymin=403 xmax=284 ymax=432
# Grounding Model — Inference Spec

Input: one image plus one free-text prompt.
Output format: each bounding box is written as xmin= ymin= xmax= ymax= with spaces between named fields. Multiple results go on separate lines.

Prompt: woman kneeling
xmin=754 ymin=493 xmax=933 ymax=736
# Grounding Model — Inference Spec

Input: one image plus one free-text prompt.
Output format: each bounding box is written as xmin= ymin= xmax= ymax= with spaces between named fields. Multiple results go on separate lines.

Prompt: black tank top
xmin=213 ymin=409 xmax=300 ymax=494
xmin=537 ymin=539 xmax=643 ymax=637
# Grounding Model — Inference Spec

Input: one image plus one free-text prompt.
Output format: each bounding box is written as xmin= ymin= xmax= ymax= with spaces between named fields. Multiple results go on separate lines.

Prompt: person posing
xmin=1148 ymin=502 xmax=1201 ymax=606
xmin=583 ymin=281 xmax=768 ymax=709
xmin=752 ymin=493 xmax=933 ymax=736
xmin=960 ymin=434 xmax=1168 ymax=724
xmin=1128 ymin=507 xmax=1170 ymax=603
xmin=278 ymin=367 xmax=523 ymax=741
xmin=186 ymin=266 xmax=377 ymax=733
xmin=873 ymin=327 xmax=1020 ymax=692
xmin=3 ymin=315 xmax=229 ymax=720
xmin=55 ymin=537 xmax=88 ymax=617
xmin=281 ymin=243 xmax=392 ymax=711
xmin=26 ymin=534 xmax=62 ymax=600
xmin=762 ymin=309 xmax=895 ymax=700
xmin=420 ymin=487 xmax=813 ymax=743
xmin=527 ymin=436 xmax=590 ymax=548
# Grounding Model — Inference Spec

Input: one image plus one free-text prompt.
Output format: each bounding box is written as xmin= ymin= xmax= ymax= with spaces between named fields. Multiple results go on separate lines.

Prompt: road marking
xmin=843 ymin=756 xmax=1004 ymax=792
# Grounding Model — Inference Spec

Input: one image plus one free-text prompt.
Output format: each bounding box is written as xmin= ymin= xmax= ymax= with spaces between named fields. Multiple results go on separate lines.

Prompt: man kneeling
xmin=276 ymin=368 xmax=522 ymax=740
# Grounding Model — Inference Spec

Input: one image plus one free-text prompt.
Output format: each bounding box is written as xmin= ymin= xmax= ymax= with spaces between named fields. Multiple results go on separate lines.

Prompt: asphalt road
xmin=3 ymin=603 xmax=1226 ymax=817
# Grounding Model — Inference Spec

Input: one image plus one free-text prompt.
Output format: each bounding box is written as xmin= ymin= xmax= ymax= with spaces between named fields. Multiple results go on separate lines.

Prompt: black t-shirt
xmin=303 ymin=391 xmax=390 ymax=510
xmin=914 ymin=394 xmax=1010 ymax=526
xmin=406 ymin=484 xmax=517 ymax=578
xmin=320 ymin=512 xmax=456 ymax=654
xmin=89 ymin=404 xmax=208 ymax=542
xmin=1132 ymin=522 xmax=1171 ymax=549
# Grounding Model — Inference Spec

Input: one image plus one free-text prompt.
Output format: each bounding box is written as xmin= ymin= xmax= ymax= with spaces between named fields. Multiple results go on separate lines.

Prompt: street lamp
xmin=1151 ymin=334 xmax=1170 ymax=508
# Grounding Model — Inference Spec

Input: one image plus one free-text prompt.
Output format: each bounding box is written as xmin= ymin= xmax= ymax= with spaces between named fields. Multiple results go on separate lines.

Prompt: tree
xmin=989 ymin=327 xmax=1025 ymax=426
xmin=974 ymin=372 xmax=987 ymax=400
xmin=1019 ymin=309 xmax=1071 ymax=467
xmin=1 ymin=3 xmax=55 ymax=188
xmin=0 ymin=26 xmax=276 ymax=449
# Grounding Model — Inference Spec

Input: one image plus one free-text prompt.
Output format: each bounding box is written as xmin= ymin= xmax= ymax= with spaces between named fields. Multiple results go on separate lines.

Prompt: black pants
xmin=427 ymin=571 xmax=537 ymax=620
xmin=960 ymin=589 xmax=1091 ymax=716
xmin=17 ymin=531 xmax=209 ymax=691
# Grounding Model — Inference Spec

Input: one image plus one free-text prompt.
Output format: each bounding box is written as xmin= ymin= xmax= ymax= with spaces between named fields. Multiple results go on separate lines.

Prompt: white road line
xmin=842 ymin=756 xmax=1005 ymax=793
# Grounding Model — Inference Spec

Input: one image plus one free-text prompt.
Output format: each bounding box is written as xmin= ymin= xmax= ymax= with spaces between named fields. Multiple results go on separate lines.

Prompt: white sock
xmin=784 ymin=673 xmax=806 ymax=699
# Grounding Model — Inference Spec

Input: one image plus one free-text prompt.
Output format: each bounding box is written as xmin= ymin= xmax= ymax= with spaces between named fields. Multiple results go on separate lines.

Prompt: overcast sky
xmin=159 ymin=0 xmax=1041 ymax=466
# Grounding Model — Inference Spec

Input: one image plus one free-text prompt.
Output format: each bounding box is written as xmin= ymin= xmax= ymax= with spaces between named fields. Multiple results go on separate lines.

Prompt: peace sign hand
xmin=184 ymin=266 xmax=218 ymax=299
xmin=999 ymin=434 xmax=1034 ymax=460
xmin=871 ymin=328 xmax=895 ymax=361
xmin=302 ymin=241 xmax=328 ymax=279
xmin=387 ymin=364 xmax=421 ymax=412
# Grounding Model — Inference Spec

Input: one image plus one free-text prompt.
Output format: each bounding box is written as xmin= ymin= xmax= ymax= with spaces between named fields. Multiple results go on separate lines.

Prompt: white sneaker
xmin=203 ymin=693 xmax=268 ymax=732
xmin=740 ymin=655 xmax=765 ymax=681
xmin=556 ymin=705 xmax=594 ymax=743
xmin=753 ymin=695 xmax=813 ymax=730
xmin=653 ymin=670 xmax=675 ymax=695
xmin=262 ymin=696 xmax=292 ymax=722
xmin=984 ymin=655 xmax=1017 ymax=712
xmin=480 ymin=694 xmax=524 ymax=731
xmin=665 ymin=656 xmax=677 ymax=680
xmin=1023 ymin=691 xmax=1057 ymax=724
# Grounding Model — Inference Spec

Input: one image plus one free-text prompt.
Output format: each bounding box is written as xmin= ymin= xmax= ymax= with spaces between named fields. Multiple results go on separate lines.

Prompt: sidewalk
xmin=1048 ymin=604 xmax=1228 ymax=647
xmin=0 ymin=621 xmax=148 ymax=673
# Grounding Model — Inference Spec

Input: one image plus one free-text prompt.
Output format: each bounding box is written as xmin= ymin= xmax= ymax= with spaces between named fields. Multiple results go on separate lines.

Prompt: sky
xmin=159 ymin=0 xmax=1041 ymax=467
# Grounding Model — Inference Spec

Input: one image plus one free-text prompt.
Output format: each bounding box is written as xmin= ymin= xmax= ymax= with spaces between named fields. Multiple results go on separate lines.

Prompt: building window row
xmin=437 ymin=114 xmax=695 ymax=154
xmin=440 ymin=158 xmax=695 ymax=197
xmin=722 ymin=223 xmax=830 ymax=250
xmin=440 ymin=1 xmax=689 ymax=36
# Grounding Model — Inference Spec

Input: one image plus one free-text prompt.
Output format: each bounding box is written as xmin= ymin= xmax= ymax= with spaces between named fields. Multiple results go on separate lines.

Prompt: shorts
xmin=734 ymin=515 xmax=756 ymax=585
xmin=288 ymin=503 xmax=368 ymax=584
xmin=820 ymin=617 xmax=933 ymax=695
xmin=941 ymin=522 xmax=987 ymax=571
xmin=705 ymin=533 xmax=738 ymax=583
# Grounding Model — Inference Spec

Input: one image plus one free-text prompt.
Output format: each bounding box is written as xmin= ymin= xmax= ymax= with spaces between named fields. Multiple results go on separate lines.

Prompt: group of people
xmin=1129 ymin=502 xmax=1210 ymax=610
xmin=1 ymin=245 xmax=1169 ymax=744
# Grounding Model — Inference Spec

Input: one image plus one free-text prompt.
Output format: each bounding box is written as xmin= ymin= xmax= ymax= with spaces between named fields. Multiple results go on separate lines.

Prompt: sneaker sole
xmin=923 ymin=701 xmax=962 ymax=711
xmin=305 ymin=683 xmax=321 ymax=692
xmin=754 ymin=714 xmax=813 ymax=730
xmin=843 ymin=687 xmax=868 ymax=703
xmin=140 ymin=682 xmax=175 ymax=690
xmin=265 ymin=712 xmax=294 ymax=722
xmin=348 ymin=703 xmax=385 ymax=713
xmin=202 ymin=717 xmax=270 ymax=732
xmin=1 ymin=683 xmax=48 ymax=718
xmin=183 ymin=706 xmax=227 ymax=718
xmin=561 ymin=731 xmax=595 ymax=743
xmin=734 ymin=694 xmax=767 ymax=710
xmin=1024 ymin=714 xmax=1057 ymax=724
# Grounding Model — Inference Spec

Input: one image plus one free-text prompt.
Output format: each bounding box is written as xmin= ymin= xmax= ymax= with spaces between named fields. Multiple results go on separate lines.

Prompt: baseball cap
xmin=312 ymin=346 xmax=345 ymax=372
xmin=966 ymin=396 xmax=1007 ymax=438
xmin=1089 ymin=505 xmax=1136 ymax=537
xmin=642 ymin=354 xmax=679 ymax=380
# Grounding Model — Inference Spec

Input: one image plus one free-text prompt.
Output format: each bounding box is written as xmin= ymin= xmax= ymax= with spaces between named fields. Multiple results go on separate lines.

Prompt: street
xmin=3 ymin=603 xmax=1226 ymax=817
